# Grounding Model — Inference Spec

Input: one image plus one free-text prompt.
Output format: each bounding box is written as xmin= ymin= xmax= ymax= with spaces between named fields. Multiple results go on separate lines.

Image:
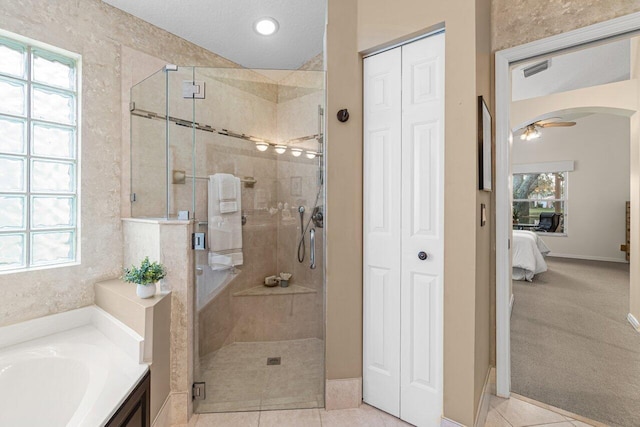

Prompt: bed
xmin=512 ymin=230 xmax=551 ymax=281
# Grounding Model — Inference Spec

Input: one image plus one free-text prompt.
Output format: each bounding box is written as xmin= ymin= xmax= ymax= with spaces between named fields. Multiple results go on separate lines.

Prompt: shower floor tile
xmin=194 ymin=338 xmax=325 ymax=413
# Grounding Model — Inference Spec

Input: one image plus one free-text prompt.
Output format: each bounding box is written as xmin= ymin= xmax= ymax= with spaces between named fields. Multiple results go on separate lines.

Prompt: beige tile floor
xmin=190 ymin=395 xmax=600 ymax=427
xmin=191 ymin=404 xmax=412 ymax=426
xmin=192 ymin=350 xmax=603 ymax=427
xmin=194 ymin=338 xmax=324 ymax=413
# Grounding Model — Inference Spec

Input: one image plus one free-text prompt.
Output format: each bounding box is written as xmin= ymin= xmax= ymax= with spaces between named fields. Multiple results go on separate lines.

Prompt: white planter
xmin=136 ymin=283 xmax=157 ymax=299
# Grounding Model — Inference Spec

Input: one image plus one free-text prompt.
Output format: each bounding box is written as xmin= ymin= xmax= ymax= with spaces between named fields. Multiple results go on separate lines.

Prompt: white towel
xmin=208 ymin=174 xmax=243 ymax=261
xmin=217 ymin=173 xmax=238 ymax=213
xmin=220 ymin=201 xmax=238 ymax=214
xmin=208 ymin=251 xmax=244 ymax=270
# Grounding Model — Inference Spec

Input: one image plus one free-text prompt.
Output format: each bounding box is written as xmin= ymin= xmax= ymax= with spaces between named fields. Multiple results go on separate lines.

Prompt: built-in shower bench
xmin=233 ymin=284 xmax=316 ymax=297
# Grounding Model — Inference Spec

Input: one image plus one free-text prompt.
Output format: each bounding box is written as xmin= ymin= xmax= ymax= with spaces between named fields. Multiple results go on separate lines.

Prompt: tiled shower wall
xmin=152 ymin=69 xmax=326 ymax=359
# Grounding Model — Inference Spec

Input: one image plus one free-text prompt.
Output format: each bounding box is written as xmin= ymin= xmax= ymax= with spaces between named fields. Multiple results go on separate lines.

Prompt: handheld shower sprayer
xmin=297 ymin=206 xmax=306 ymax=263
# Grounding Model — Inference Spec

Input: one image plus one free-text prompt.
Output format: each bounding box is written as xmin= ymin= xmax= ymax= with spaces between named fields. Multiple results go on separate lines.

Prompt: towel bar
xmin=172 ymin=170 xmax=256 ymax=188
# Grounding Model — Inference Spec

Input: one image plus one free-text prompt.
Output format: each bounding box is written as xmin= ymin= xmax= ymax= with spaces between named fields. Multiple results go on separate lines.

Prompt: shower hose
xmin=297 ymin=184 xmax=323 ymax=263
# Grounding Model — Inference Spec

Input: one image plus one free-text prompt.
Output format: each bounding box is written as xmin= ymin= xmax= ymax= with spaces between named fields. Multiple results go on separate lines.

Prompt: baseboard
xmin=511 ymin=393 xmax=609 ymax=427
xmin=628 ymin=313 xmax=640 ymax=332
xmin=509 ymin=294 xmax=515 ymax=317
xmin=441 ymin=417 xmax=465 ymax=427
xmin=547 ymin=253 xmax=628 ymax=263
xmin=325 ymin=377 xmax=362 ymax=410
xmin=152 ymin=394 xmax=171 ymax=427
xmin=473 ymin=367 xmax=492 ymax=427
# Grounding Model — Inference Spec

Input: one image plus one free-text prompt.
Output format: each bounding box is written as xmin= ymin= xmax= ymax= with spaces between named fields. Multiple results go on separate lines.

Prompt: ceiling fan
xmin=520 ymin=117 xmax=576 ymax=141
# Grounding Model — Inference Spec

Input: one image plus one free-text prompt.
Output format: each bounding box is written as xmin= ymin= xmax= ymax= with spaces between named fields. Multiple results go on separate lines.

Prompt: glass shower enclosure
xmin=130 ymin=66 xmax=325 ymax=413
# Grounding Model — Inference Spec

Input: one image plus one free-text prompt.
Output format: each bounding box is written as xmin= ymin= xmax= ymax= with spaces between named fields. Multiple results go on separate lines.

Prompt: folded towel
xmin=208 ymin=174 xmax=243 ymax=257
xmin=208 ymin=251 xmax=243 ymax=270
xmin=218 ymin=173 xmax=237 ymax=201
xmin=220 ymin=201 xmax=238 ymax=214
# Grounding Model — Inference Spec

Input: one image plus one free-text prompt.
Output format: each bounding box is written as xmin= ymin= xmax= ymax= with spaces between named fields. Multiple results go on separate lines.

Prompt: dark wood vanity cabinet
xmin=106 ymin=371 xmax=151 ymax=427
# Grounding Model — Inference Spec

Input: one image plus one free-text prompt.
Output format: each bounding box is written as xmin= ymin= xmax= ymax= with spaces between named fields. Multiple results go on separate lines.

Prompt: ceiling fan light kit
xmin=519 ymin=117 xmax=576 ymax=141
xmin=520 ymin=125 xmax=541 ymax=141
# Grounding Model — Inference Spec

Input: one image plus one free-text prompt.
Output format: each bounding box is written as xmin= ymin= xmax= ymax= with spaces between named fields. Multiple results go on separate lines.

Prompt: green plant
xmin=512 ymin=207 xmax=520 ymax=223
xmin=123 ymin=256 xmax=167 ymax=286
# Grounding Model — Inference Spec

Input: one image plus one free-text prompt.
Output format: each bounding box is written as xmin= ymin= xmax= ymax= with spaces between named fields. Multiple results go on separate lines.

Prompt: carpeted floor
xmin=511 ymin=257 xmax=640 ymax=427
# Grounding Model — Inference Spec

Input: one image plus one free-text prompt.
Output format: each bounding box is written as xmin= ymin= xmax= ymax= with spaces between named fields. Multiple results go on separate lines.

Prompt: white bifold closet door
xmin=363 ymin=32 xmax=445 ymax=427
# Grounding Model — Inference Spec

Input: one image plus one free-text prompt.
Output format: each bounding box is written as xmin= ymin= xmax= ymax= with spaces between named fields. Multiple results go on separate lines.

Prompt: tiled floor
xmin=192 ymin=352 xmax=603 ymax=427
xmin=192 ymin=404 xmax=412 ymax=427
xmin=190 ymin=395 xmax=599 ymax=427
xmin=188 ymin=394 xmax=602 ymax=427
xmin=194 ymin=338 xmax=324 ymax=413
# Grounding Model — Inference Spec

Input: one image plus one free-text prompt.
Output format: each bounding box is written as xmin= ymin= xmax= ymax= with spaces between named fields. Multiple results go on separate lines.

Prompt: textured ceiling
xmin=103 ymin=0 xmax=326 ymax=70
xmin=511 ymin=39 xmax=630 ymax=101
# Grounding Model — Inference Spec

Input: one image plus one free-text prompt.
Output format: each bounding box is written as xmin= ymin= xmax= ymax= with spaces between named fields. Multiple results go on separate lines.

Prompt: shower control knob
xmin=418 ymin=251 xmax=428 ymax=261
xmin=337 ymin=109 xmax=349 ymax=122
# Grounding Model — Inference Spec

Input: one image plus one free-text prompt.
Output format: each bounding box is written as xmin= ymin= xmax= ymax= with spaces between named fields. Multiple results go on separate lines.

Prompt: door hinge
xmin=183 ymin=81 xmax=205 ymax=99
xmin=130 ymin=193 xmax=136 ymax=202
xmin=192 ymin=382 xmax=206 ymax=400
xmin=192 ymin=232 xmax=206 ymax=250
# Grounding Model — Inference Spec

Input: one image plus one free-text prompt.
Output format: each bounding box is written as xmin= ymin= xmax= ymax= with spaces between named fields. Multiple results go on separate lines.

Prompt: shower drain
xmin=267 ymin=357 xmax=281 ymax=366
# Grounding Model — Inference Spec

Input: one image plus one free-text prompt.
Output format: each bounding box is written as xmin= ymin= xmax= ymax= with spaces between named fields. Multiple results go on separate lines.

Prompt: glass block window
xmin=0 ymin=33 xmax=80 ymax=272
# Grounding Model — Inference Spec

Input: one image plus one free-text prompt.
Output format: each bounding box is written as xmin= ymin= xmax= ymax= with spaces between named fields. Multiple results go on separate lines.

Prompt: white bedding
xmin=512 ymin=230 xmax=551 ymax=281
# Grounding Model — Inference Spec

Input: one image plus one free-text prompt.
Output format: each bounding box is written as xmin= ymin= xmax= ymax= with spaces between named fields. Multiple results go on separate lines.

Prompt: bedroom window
xmin=513 ymin=172 xmax=566 ymax=233
xmin=0 ymin=31 xmax=81 ymax=272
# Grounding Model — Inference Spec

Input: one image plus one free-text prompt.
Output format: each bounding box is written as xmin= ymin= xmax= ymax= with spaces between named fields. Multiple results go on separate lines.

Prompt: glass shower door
xmin=189 ymin=67 xmax=326 ymax=413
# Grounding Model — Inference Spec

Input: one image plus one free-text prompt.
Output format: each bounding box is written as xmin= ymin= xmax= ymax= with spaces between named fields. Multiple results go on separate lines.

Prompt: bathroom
xmin=4 ymin=0 xmax=630 ymax=427
xmin=0 ymin=0 xmax=332 ymax=424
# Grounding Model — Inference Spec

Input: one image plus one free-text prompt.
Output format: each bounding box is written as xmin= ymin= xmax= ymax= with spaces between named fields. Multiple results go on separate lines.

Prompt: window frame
xmin=0 ymin=29 xmax=81 ymax=273
xmin=512 ymin=171 xmax=569 ymax=235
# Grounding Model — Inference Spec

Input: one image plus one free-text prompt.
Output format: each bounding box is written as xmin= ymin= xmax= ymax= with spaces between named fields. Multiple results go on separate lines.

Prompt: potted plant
xmin=123 ymin=256 xmax=167 ymax=299
xmin=512 ymin=207 xmax=520 ymax=225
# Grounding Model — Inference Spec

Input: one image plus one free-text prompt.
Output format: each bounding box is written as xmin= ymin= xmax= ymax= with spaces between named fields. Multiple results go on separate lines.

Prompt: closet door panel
xmin=400 ymin=32 xmax=445 ymax=427
xmin=363 ymin=47 xmax=402 ymax=416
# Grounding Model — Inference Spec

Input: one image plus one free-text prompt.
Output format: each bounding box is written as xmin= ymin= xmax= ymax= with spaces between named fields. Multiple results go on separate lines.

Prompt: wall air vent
xmin=523 ymin=60 xmax=550 ymax=78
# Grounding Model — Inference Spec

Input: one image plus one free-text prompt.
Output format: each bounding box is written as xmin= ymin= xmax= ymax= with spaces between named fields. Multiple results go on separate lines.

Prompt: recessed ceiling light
xmin=254 ymin=17 xmax=279 ymax=36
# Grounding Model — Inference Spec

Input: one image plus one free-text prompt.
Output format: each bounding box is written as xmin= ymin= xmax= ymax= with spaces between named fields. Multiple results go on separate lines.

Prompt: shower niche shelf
xmin=233 ymin=284 xmax=316 ymax=297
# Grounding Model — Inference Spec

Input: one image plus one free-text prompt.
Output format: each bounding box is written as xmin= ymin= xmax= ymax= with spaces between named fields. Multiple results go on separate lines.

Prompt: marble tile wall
xmin=191 ymin=74 xmax=280 ymax=357
xmin=194 ymin=70 xmax=326 ymax=358
xmin=0 ymin=0 xmax=239 ymax=327
xmin=492 ymin=0 xmax=640 ymax=51
xmin=158 ymin=221 xmax=195 ymax=424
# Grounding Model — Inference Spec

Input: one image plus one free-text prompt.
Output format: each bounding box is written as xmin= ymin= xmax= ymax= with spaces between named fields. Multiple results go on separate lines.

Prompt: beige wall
xmin=325 ymin=0 xmax=364 ymax=381
xmin=512 ymin=113 xmax=630 ymax=262
xmin=324 ymin=0 xmax=491 ymax=425
xmin=0 ymin=0 xmax=238 ymax=327
xmin=475 ymin=0 xmax=493 ymax=417
xmin=630 ymin=39 xmax=640 ymax=324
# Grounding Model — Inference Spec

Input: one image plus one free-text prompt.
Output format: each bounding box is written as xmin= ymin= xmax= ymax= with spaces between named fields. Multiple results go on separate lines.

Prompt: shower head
xmin=298 ymin=206 xmax=305 ymax=214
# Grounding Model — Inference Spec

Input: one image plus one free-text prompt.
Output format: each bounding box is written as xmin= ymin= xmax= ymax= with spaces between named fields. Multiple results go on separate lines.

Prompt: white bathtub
xmin=0 ymin=306 xmax=148 ymax=426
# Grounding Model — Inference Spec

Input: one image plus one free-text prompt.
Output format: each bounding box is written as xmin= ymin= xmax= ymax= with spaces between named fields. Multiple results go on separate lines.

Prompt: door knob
xmin=418 ymin=251 xmax=428 ymax=260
